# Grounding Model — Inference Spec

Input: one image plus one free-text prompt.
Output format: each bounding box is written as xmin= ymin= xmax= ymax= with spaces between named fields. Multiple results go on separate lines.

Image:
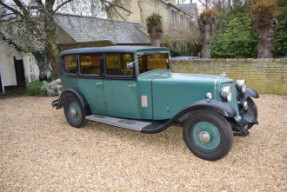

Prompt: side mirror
xmin=127 ymin=62 xmax=135 ymax=68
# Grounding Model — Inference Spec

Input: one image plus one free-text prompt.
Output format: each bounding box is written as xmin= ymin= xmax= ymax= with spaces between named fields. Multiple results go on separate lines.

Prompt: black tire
xmin=183 ymin=110 xmax=233 ymax=161
xmin=64 ymin=94 xmax=87 ymax=128
xmin=247 ymin=98 xmax=258 ymax=129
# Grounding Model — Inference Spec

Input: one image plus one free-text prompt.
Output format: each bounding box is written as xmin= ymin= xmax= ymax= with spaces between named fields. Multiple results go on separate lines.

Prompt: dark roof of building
xmin=176 ymin=3 xmax=198 ymax=17
xmin=60 ymin=45 xmax=169 ymax=55
xmin=54 ymin=14 xmax=150 ymax=45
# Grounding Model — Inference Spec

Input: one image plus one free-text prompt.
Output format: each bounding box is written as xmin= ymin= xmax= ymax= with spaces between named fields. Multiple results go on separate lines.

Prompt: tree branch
xmin=12 ymin=0 xmax=30 ymax=16
xmin=53 ymin=0 xmax=73 ymax=14
xmin=0 ymin=1 xmax=24 ymax=18
xmin=102 ymin=0 xmax=132 ymax=16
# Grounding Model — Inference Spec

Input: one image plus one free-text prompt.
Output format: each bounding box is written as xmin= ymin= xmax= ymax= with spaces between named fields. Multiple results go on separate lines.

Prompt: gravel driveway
xmin=0 ymin=94 xmax=286 ymax=192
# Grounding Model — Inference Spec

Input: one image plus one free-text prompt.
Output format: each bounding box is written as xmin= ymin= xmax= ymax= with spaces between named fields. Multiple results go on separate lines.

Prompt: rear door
xmin=103 ymin=53 xmax=141 ymax=119
xmin=77 ymin=53 xmax=107 ymax=115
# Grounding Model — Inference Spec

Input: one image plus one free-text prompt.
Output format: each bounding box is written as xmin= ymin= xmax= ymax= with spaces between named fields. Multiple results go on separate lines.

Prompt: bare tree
xmin=0 ymin=0 xmax=128 ymax=77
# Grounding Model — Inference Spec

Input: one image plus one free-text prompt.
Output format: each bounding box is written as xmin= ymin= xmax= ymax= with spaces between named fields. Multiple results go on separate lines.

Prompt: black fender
xmin=52 ymin=88 xmax=91 ymax=114
xmin=141 ymin=99 xmax=237 ymax=134
xmin=239 ymin=87 xmax=259 ymax=102
xmin=181 ymin=100 xmax=237 ymax=118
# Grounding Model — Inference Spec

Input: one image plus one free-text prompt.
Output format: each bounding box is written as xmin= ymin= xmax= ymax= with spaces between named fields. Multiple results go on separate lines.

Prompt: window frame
xmin=103 ymin=52 xmax=136 ymax=80
xmin=61 ymin=54 xmax=79 ymax=76
xmin=78 ymin=53 xmax=102 ymax=77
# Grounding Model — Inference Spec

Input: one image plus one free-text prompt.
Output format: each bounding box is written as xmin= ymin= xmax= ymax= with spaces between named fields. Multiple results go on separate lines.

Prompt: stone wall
xmin=171 ymin=59 xmax=287 ymax=95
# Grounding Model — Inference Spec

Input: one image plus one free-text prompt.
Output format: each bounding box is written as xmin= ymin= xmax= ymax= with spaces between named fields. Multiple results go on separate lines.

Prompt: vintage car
xmin=52 ymin=46 xmax=259 ymax=161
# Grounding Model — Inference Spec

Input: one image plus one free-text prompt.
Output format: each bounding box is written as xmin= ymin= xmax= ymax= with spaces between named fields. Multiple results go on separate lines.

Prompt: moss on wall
xmin=171 ymin=59 xmax=287 ymax=95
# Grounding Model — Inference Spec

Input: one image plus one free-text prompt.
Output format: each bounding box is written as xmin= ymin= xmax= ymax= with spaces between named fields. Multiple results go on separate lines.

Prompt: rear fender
xmin=54 ymin=88 xmax=91 ymax=114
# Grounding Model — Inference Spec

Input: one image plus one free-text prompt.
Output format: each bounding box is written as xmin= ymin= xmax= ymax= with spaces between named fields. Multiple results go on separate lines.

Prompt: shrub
xmin=41 ymin=80 xmax=58 ymax=96
xmin=26 ymin=81 xmax=47 ymax=96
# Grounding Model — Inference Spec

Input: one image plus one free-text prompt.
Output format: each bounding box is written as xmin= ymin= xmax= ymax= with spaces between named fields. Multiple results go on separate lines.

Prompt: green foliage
xmin=146 ymin=13 xmax=163 ymax=36
xmin=274 ymin=1 xmax=287 ymax=57
xmin=26 ymin=81 xmax=47 ymax=96
xmin=162 ymin=25 xmax=201 ymax=57
xmin=212 ymin=8 xmax=258 ymax=58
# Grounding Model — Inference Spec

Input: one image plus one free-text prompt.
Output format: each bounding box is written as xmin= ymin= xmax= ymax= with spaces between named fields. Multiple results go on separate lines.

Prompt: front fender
xmin=141 ymin=99 xmax=237 ymax=134
xmin=183 ymin=100 xmax=237 ymax=118
xmin=239 ymin=87 xmax=259 ymax=102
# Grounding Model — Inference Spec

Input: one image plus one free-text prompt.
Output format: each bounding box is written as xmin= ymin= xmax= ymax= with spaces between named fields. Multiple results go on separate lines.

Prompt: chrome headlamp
xmin=236 ymin=80 xmax=246 ymax=93
xmin=221 ymin=86 xmax=232 ymax=102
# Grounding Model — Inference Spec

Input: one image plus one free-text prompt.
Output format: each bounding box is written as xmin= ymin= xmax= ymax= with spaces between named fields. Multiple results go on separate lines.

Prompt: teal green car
xmin=52 ymin=46 xmax=259 ymax=161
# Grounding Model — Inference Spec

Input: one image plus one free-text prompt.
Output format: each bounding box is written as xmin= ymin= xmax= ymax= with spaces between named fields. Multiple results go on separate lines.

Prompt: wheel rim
xmin=67 ymin=101 xmax=82 ymax=123
xmin=192 ymin=121 xmax=221 ymax=150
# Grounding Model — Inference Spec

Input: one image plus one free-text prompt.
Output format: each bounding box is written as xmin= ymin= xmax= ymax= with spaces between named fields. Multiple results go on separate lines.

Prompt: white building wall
xmin=0 ymin=40 xmax=21 ymax=87
xmin=0 ymin=40 xmax=41 ymax=92
xmin=22 ymin=53 xmax=40 ymax=83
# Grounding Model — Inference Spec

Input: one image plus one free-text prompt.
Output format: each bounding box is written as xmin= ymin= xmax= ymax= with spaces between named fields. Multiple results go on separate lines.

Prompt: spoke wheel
xmin=183 ymin=110 xmax=233 ymax=161
xmin=64 ymin=95 xmax=87 ymax=128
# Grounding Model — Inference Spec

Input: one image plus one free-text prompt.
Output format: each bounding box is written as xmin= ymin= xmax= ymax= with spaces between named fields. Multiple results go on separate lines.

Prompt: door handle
xmin=96 ymin=81 xmax=102 ymax=86
xmin=128 ymin=83 xmax=136 ymax=87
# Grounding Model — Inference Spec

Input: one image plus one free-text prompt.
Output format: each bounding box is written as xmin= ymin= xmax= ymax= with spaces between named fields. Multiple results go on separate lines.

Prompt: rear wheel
xmin=183 ymin=110 xmax=233 ymax=161
xmin=64 ymin=95 xmax=87 ymax=128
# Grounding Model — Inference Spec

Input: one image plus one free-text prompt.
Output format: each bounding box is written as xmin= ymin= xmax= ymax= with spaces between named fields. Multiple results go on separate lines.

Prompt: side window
xmin=80 ymin=54 xmax=100 ymax=75
xmin=64 ymin=55 xmax=78 ymax=74
xmin=138 ymin=53 xmax=169 ymax=74
xmin=105 ymin=53 xmax=133 ymax=77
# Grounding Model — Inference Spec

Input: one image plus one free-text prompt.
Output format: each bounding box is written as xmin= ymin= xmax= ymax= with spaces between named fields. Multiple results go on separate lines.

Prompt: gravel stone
xmin=0 ymin=95 xmax=286 ymax=192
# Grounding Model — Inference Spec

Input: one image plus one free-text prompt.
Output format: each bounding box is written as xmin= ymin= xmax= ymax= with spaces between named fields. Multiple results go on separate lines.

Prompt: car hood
xmin=139 ymin=70 xmax=234 ymax=84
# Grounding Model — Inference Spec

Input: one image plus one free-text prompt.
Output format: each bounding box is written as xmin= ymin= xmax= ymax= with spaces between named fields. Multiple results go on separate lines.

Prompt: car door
xmin=77 ymin=53 xmax=107 ymax=115
xmin=103 ymin=53 xmax=141 ymax=119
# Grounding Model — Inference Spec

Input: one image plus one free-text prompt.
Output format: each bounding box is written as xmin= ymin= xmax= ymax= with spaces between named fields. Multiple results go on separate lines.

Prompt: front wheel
xmin=183 ymin=110 xmax=233 ymax=161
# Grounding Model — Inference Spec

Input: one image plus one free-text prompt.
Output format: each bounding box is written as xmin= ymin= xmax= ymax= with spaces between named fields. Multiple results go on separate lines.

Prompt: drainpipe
xmin=0 ymin=53 xmax=5 ymax=93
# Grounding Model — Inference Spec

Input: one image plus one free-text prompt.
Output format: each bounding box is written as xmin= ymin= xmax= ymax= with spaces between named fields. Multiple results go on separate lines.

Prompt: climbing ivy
xmin=32 ymin=51 xmax=50 ymax=76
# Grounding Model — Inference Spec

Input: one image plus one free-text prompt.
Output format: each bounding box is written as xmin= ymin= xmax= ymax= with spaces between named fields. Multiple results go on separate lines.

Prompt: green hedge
xmin=26 ymin=81 xmax=47 ymax=96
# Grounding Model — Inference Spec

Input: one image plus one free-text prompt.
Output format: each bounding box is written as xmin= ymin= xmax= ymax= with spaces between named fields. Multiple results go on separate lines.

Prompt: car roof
xmin=60 ymin=46 xmax=170 ymax=56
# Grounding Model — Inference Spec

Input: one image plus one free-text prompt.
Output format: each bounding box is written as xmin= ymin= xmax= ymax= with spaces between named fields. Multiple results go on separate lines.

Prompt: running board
xmin=85 ymin=114 xmax=168 ymax=133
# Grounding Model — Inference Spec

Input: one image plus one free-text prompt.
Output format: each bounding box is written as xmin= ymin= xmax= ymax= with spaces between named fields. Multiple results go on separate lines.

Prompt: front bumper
xmin=237 ymin=108 xmax=258 ymax=127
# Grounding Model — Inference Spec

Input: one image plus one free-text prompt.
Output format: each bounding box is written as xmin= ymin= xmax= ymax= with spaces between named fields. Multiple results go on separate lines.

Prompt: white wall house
xmin=0 ymin=39 xmax=40 ymax=93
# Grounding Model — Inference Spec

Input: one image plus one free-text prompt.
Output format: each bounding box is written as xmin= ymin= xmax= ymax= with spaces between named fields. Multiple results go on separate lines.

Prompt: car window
xmin=80 ymin=54 xmax=101 ymax=75
xmin=105 ymin=53 xmax=133 ymax=77
xmin=64 ymin=55 xmax=78 ymax=74
xmin=138 ymin=53 xmax=169 ymax=74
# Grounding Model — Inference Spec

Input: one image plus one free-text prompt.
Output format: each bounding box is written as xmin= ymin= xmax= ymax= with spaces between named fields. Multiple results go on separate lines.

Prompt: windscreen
xmin=138 ymin=53 xmax=169 ymax=74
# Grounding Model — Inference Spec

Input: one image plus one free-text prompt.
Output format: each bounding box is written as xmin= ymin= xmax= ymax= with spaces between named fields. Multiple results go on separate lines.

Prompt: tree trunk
xmin=199 ymin=10 xmax=215 ymax=58
xmin=44 ymin=14 xmax=60 ymax=78
xmin=150 ymin=27 xmax=162 ymax=47
xmin=201 ymin=22 xmax=213 ymax=58
xmin=258 ymin=19 xmax=276 ymax=58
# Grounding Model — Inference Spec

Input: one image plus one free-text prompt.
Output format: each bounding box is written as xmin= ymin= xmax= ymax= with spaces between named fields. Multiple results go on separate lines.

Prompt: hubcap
xmin=192 ymin=121 xmax=221 ymax=150
xmin=70 ymin=108 xmax=77 ymax=117
xmin=199 ymin=131 xmax=211 ymax=143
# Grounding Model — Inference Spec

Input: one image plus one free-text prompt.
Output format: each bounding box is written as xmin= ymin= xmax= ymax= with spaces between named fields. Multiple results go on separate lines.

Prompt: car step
xmin=86 ymin=114 xmax=167 ymax=132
